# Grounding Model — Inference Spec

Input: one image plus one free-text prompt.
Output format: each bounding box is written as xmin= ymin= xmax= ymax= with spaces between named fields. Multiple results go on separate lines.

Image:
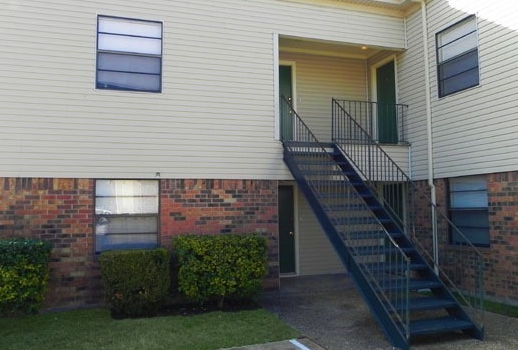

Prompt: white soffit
xmin=289 ymin=0 xmax=419 ymax=16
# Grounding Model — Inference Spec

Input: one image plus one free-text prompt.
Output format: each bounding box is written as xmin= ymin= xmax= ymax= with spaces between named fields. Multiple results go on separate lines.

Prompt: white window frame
xmin=95 ymin=179 xmax=159 ymax=253
xmin=436 ymin=15 xmax=479 ymax=97
xmin=96 ymin=15 xmax=163 ymax=92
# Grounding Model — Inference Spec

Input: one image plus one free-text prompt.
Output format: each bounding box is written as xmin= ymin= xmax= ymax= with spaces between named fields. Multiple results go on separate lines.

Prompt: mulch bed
xmin=163 ymin=298 xmax=260 ymax=316
xmin=111 ymin=298 xmax=260 ymax=319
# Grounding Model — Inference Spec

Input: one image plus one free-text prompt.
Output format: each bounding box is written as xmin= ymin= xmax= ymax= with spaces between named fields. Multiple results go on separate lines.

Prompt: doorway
xmin=376 ymin=60 xmax=398 ymax=144
xmin=278 ymin=185 xmax=296 ymax=274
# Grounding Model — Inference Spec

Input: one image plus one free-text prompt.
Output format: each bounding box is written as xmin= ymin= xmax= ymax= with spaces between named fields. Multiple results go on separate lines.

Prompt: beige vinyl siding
xmin=0 ymin=0 xmax=405 ymax=179
xmin=296 ymin=187 xmax=344 ymax=275
xmin=280 ymin=52 xmax=368 ymax=141
xmin=403 ymin=0 xmax=518 ymax=180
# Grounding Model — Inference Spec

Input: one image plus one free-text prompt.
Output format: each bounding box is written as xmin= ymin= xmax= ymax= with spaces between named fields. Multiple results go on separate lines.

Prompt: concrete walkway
xmin=252 ymin=273 xmax=518 ymax=350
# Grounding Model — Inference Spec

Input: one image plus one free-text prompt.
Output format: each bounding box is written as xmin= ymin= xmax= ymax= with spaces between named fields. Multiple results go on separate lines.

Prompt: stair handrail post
xmin=332 ymin=97 xmax=338 ymax=141
xmin=405 ymin=257 xmax=411 ymax=341
xmin=280 ymin=95 xmax=286 ymax=141
xmin=432 ymin=202 xmax=439 ymax=275
xmin=477 ymin=255 xmax=485 ymax=329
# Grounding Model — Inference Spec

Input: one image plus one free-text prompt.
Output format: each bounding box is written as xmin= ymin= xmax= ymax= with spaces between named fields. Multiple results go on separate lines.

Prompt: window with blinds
xmin=449 ymin=176 xmax=489 ymax=247
xmin=436 ymin=15 xmax=479 ymax=97
xmin=95 ymin=179 xmax=159 ymax=253
xmin=96 ymin=16 xmax=162 ymax=92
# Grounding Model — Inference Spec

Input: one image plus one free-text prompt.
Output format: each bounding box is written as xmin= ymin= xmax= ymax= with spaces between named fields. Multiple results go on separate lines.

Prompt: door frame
xmin=370 ymin=55 xmax=398 ymax=142
xmin=278 ymin=182 xmax=299 ymax=276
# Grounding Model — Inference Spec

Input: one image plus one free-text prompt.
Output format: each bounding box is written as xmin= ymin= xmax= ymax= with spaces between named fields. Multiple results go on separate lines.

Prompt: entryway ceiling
xmin=280 ymin=36 xmax=386 ymax=59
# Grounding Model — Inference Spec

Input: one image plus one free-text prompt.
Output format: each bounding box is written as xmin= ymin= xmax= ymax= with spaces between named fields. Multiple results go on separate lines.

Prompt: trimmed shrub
xmin=98 ymin=248 xmax=170 ymax=318
xmin=174 ymin=234 xmax=268 ymax=308
xmin=0 ymin=238 xmax=53 ymax=316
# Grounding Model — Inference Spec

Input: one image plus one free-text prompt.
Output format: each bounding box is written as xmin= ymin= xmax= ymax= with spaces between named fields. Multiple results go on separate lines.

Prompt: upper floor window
xmin=449 ymin=176 xmax=489 ymax=247
xmin=96 ymin=16 xmax=162 ymax=92
xmin=436 ymin=15 xmax=479 ymax=97
xmin=95 ymin=179 xmax=159 ymax=253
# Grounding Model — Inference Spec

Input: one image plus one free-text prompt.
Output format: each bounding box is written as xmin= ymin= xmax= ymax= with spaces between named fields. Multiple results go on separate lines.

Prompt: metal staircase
xmin=281 ymin=97 xmax=484 ymax=349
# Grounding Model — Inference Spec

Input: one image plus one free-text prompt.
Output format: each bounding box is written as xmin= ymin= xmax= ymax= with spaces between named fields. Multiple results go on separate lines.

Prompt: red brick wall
xmin=486 ymin=171 xmax=518 ymax=302
xmin=0 ymin=178 xmax=99 ymax=309
xmin=0 ymin=178 xmax=280 ymax=310
xmin=160 ymin=179 xmax=280 ymax=288
xmin=413 ymin=172 xmax=518 ymax=304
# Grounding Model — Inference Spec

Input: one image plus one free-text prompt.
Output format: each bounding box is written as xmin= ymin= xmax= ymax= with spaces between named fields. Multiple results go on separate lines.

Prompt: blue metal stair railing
xmin=332 ymin=98 xmax=485 ymax=338
xmin=281 ymin=96 xmax=412 ymax=349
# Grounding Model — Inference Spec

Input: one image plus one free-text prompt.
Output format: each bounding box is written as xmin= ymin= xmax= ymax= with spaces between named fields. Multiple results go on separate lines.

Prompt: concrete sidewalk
xmin=255 ymin=273 xmax=518 ymax=350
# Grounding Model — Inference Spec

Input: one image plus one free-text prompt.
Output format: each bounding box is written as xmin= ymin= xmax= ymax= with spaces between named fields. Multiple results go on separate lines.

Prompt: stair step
xmin=408 ymin=279 xmax=443 ymax=291
xmin=346 ymin=231 xmax=403 ymax=240
xmin=296 ymin=161 xmax=345 ymax=168
xmin=363 ymin=262 xmax=428 ymax=273
xmin=303 ymin=170 xmax=344 ymax=176
xmin=408 ymin=297 xmax=459 ymax=311
xmin=327 ymin=203 xmax=382 ymax=211
xmin=343 ymin=233 xmax=408 ymax=248
xmin=410 ymin=316 xmax=474 ymax=336
xmin=317 ymin=193 xmax=355 ymax=199
xmin=285 ymin=141 xmax=333 ymax=149
xmin=297 ymin=158 xmax=348 ymax=165
xmin=390 ymin=297 xmax=458 ymax=312
xmin=332 ymin=216 xmax=389 ymax=225
xmin=353 ymin=245 xmax=415 ymax=256
xmin=376 ymin=278 xmax=443 ymax=292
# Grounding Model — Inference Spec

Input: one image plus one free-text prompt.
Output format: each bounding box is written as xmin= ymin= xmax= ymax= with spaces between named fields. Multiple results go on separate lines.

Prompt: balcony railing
xmin=332 ymin=99 xmax=408 ymax=144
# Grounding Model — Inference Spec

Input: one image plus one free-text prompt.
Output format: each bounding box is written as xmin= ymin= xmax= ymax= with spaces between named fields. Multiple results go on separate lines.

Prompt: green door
xmin=279 ymin=65 xmax=293 ymax=140
xmin=376 ymin=61 xmax=398 ymax=144
xmin=279 ymin=185 xmax=295 ymax=274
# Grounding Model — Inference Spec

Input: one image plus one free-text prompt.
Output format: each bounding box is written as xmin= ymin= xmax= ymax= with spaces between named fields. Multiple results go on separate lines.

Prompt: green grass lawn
xmin=484 ymin=299 xmax=518 ymax=318
xmin=0 ymin=308 xmax=299 ymax=350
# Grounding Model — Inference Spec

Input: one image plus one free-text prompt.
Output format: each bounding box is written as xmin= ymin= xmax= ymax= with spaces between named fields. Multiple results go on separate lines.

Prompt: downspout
xmin=411 ymin=0 xmax=439 ymax=274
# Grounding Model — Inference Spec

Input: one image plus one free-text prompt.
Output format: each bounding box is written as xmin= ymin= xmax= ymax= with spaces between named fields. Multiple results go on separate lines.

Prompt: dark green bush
xmin=174 ymin=234 xmax=268 ymax=308
xmin=0 ymin=238 xmax=53 ymax=316
xmin=98 ymin=248 xmax=170 ymax=318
